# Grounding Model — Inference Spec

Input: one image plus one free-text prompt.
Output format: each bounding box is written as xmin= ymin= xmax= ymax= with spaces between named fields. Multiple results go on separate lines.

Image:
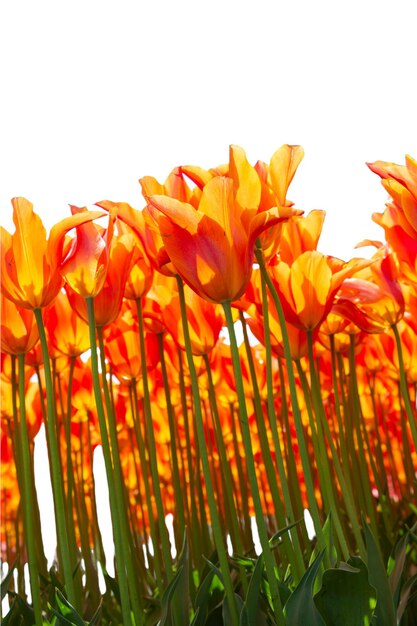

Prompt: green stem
xmin=156 ymin=332 xmax=186 ymax=549
xmin=96 ymin=327 xmax=145 ymax=623
xmin=131 ymin=382 xmax=164 ymax=588
xmin=223 ymin=300 xmax=284 ymax=625
xmin=254 ymin=246 xmax=324 ymax=549
xmin=241 ymin=298 xmax=305 ymax=579
xmin=134 ymin=300 xmax=174 ymax=580
xmin=203 ymin=353 xmax=249 ymax=594
xmin=176 ymin=276 xmax=240 ymax=626
xmin=84 ymin=297 xmax=134 ymax=625
xmin=17 ymin=354 xmax=43 ymax=626
xmin=348 ymin=335 xmax=378 ymax=538
xmin=392 ymin=323 xmax=417 ymax=452
xmin=33 ymin=307 xmax=77 ymax=607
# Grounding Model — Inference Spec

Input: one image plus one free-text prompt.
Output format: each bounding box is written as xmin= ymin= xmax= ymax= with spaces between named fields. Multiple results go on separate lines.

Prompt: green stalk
xmin=177 ymin=350 xmax=207 ymax=572
xmin=156 ymin=332 xmax=186 ymax=547
xmin=96 ymin=327 xmax=145 ymax=622
xmin=348 ymin=335 xmax=378 ymax=538
xmin=240 ymin=302 xmax=305 ymax=579
xmin=84 ymin=297 xmax=134 ymax=625
xmin=134 ymin=300 xmax=174 ymax=579
xmin=33 ymin=307 xmax=77 ymax=607
xmin=276 ymin=359 xmax=309 ymax=549
xmin=254 ymin=247 xmax=324 ymax=548
xmin=229 ymin=402 xmax=253 ymax=548
xmin=176 ymin=276 xmax=240 ymax=626
xmin=131 ymin=381 xmax=163 ymax=588
xmin=223 ymin=300 xmax=284 ymax=625
xmin=203 ymin=351 xmax=249 ymax=594
xmin=392 ymin=323 xmax=417 ymax=451
xmin=17 ymin=354 xmax=43 ymax=626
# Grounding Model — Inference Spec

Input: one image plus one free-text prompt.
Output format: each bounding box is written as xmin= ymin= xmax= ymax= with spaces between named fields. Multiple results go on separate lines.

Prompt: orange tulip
xmin=1 ymin=294 xmax=39 ymax=355
xmin=146 ymin=172 xmax=294 ymax=303
xmin=59 ymin=205 xmax=115 ymax=298
xmin=162 ymin=283 xmax=224 ymax=356
xmin=277 ymin=210 xmax=326 ymax=265
xmin=368 ymin=155 xmax=417 ymax=282
xmin=1 ymin=198 xmax=105 ymax=309
xmin=64 ymin=230 xmax=136 ymax=327
xmin=43 ymin=290 xmax=90 ymax=357
xmin=333 ymin=248 xmax=404 ymax=333
xmin=269 ymin=250 xmax=369 ymax=330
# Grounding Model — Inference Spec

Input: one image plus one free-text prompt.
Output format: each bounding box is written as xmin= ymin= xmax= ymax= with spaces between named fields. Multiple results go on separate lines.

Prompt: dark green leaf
xmin=396 ymin=573 xmax=417 ymax=623
xmin=53 ymin=588 xmax=86 ymax=626
xmin=87 ymin=601 xmax=102 ymax=626
xmin=1 ymin=560 xmax=17 ymax=602
xmin=363 ymin=520 xmax=396 ymax=626
xmin=284 ymin=549 xmax=327 ymax=626
xmin=190 ymin=570 xmax=215 ymax=626
xmin=158 ymin=565 xmax=184 ymax=626
xmin=240 ymin=555 xmax=268 ymax=626
xmin=222 ymin=593 xmax=243 ymax=626
xmin=269 ymin=520 xmax=303 ymax=550
xmin=388 ymin=522 xmax=416 ymax=607
xmin=314 ymin=556 xmax=376 ymax=625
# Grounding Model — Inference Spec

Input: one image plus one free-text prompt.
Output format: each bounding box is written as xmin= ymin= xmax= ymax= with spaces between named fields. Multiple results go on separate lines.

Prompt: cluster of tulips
xmin=1 ymin=145 xmax=416 ymax=625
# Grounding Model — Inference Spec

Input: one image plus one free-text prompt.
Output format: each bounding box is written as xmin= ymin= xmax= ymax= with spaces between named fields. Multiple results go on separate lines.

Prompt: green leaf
xmin=87 ymin=601 xmax=103 ymax=626
xmin=314 ymin=556 xmax=376 ymax=625
xmin=363 ymin=520 xmax=396 ymax=626
xmin=202 ymin=556 xmax=225 ymax=587
xmin=51 ymin=588 xmax=86 ymax=626
xmin=230 ymin=555 xmax=256 ymax=572
xmin=284 ymin=549 xmax=327 ymax=626
xmin=240 ymin=555 xmax=268 ymax=626
xmin=170 ymin=531 xmax=190 ymax=625
xmin=222 ymin=593 xmax=243 ymax=626
xmin=1 ymin=560 xmax=16 ymax=602
xmin=4 ymin=592 xmax=36 ymax=626
xmin=190 ymin=570 xmax=215 ymax=626
xmin=158 ymin=565 xmax=184 ymax=626
xmin=388 ymin=522 xmax=416 ymax=608
xmin=396 ymin=573 xmax=417 ymax=623
xmin=269 ymin=519 xmax=303 ymax=550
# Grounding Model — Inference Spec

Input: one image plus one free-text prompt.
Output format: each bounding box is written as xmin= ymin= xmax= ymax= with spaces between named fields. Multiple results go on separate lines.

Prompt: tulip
xmin=1 ymin=197 xmax=105 ymax=309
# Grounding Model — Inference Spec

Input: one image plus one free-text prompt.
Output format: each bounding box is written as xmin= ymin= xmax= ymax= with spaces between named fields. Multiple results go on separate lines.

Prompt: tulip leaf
xmin=158 ymin=565 xmax=185 ymax=626
xmin=240 ymin=555 xmax=268 ymax=626
xmin=396 ymin=573 xmax=417 ymax=623
xmin=2 ymin=593 xmax=36 ymax=626
xmin=190 ymin=569 xmax=215 ymax=626
xmin=284 ymin=549 xmax=327 ymax=626
xmin=0 ymin=560 xmax=16 ymax=602
xmin=269 ymin=519 xmax=303 ymax=550
xmin=222 ymin=593 xmax=243 ymax=626
xmin=363 ymin=520 xmax=396 ymax=626
xmin=388 ymin=521 xmax=416 ymax=607
xmin=49 ymin=588 xmax=86 ymax=626
xmin=314 ymin=556 xmax=376 ymax=625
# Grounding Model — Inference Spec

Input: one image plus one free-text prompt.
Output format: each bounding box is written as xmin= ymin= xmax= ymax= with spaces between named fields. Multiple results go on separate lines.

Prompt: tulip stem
xmin=176 ymin=276 xmax=240 ymax=626
xmin=254 ymin=246 xmax=325 ymax=549
xmin=33 ymin=307 xmax=77 ymax=608
xmin=135 ymin=299 xmax=174 ymax=583
xmin=393 ymin=323 xmax=417 ymax=451
xmin=84 ymin=298 xmax=135 ymax=626
xmin=17 ymin=354 xmax=43 ymax=626
xmin=222 ymin=300 xmax=285 ymax=625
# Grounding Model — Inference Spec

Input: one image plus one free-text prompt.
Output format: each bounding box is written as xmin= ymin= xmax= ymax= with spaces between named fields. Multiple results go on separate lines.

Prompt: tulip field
xmin=1 ymin=145 xmax=416 ymax=625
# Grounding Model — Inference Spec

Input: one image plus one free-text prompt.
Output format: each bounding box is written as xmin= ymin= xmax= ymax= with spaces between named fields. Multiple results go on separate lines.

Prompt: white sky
xmin=1 ymin=0 xmax=416 ymax=261
xmin=1 ymin=0 xmax=417 ymax=580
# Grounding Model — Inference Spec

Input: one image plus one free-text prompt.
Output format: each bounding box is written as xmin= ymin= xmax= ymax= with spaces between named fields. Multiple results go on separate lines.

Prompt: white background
xmin=1 ymin=1 xmax=416 ymax=258
xmin=1 ymin=0 xmax=417 ymax=583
